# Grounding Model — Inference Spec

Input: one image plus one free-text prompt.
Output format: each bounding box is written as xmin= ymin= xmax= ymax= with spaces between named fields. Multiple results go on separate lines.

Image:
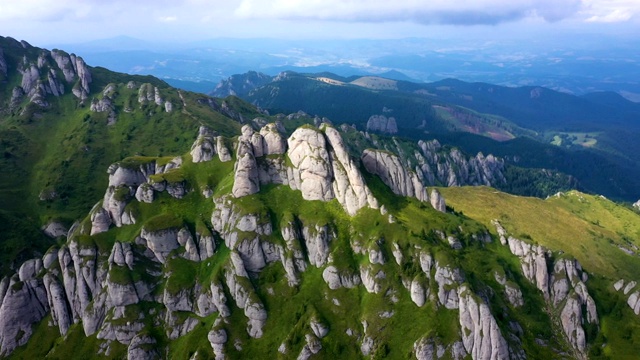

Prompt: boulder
xmin=42 ymin=221 xmax=68 ymax=238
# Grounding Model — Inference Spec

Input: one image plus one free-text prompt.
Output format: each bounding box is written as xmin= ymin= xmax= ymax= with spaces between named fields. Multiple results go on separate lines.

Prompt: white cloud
xmin=582 ymin=0 xmax=639 ymax=23
xmin=158 ymin=16 xmax=178 ymax=22
xmin=234 ymin=0 xmax=583 ymax=25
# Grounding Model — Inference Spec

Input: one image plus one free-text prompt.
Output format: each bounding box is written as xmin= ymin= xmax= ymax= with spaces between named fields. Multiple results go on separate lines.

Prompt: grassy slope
xmin=439 ymin=186 xmax=640 ymax=280
xmin=441 ymin=186 xmax=640 ymax=358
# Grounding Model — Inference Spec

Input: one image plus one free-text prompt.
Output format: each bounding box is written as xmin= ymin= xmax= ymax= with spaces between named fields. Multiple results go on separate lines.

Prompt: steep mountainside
xmin=2 ymin=119 xmax=640 ymax=359
xmin=2 ymin=36 xmax=640 ymax=360
xmin=0 ymin=36 xmax=256 ymax=274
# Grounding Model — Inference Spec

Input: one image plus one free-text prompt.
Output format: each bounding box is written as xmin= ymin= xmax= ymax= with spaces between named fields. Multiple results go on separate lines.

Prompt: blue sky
xmin=0 ymin=0 xmax=639 ymax=46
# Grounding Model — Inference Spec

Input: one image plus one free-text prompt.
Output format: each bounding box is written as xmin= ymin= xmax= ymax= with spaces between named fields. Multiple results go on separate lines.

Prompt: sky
xmin=0 ymin=0 xmax=639 ymax=47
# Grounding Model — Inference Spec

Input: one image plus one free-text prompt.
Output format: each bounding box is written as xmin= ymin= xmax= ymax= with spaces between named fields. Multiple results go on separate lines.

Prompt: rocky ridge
xmin=359 ymin=132 xmax=506 ymax=190
xmin=0 ymin=122 xmax=547 ymax=359
xmin=366 ymin=114 xmax=398 ymax=134
xmin=210 ymin=71 xmax=273 ymax=98
xmin=229 ymin=123 xmax=381 ymax=215
xmin=493 ymin=220 xmax=599 ymax=358
xmin=4 ymin=39 xmax=95 ymax=112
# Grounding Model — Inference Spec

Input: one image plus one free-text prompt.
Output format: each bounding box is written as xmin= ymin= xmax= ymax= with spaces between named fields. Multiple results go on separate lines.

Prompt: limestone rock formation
xmin=3 ymin=47 xmax=95 ymax=110
xmin=216 ymin=136 xmax=232 ymax=162
xmin=322 ymin=266 xmax=361 ymax=289
xmin=495 ymin=220 xmax=599 ymax=356
xmin=42 ymin=221 xmax=68 ymax=238
xmin=0 ymin=274 xmax=49 ymax=356
xmin=612 ymin=279 xmax=640 ymax=315
xmin=260 ymin=123 xmax=287 ymax=155
xmin=434 ymin=261 xmax=464 ymax=309
xmin=140 ymin=227 xmax=180 ymax=264
xmin=430 ymin=189 xmax=446 ymax=213
xmin=362 ymin=148 xmax=428 ymax=202
xmin=230 ymin=123 xmax=378 ymax=216
xmin=287 ymin=127 xmax=334 ymax=201
xmin=366 ymin=114 xmax=398 ymax=134
xmin=417 ymin=140 xmax=505 ymax=187
xmin=232 ymin=152 xmax=260 ymax=197
xmin=190 ymin=126 xmax=217 ymax=163
xmin=71 ymin=55 xmax=92 ymax=100
xmin=458 ymin=285 xmax=510 ymax=360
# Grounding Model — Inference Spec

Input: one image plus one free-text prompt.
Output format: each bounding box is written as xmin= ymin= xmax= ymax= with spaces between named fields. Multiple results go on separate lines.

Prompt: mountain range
xmin=0 ymin=35 xmax=640 ymax=359
xmin=212 ymin=70 xmax=640 ymax=202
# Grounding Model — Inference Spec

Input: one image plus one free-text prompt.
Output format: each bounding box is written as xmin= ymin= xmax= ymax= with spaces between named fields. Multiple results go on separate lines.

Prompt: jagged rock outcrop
xmin=216 ymin=136 xmax=232 ymax=162
xmin=287 ymin=127 xmax=335 ymax=201
xmin=190 ymin=126 xmax=217 ymax=163
xmin=297 ymin=333 xmax=322 ymax=360
xmin=322 ymin=266 xmax=361 ymax=289
xmin=230 ymin=123 xmax=378 ymax=215
xmin=0 ymin=265 xmax=49 ymax=356
xmin=434 ymin=261 xmax=464 ymax=309
xmin=430 ymin=189 xmax=446 ymax=213
xmin=3 ymin=47 xmax=94 ymax=110
xmin=260 ymin=123 xmax=287 ymax=155
xmin=495 ymin=272 xmax=524 ymax=308
xmin=506 ymin=236 xmax=550 ymax=298
xmin=88 ymin=157 xmax=185 ymax=234
xmin=211 ymin=195 xmax=275 ymax=272
xmin=323 ymin=126 xmax=379 ymax=215
xmin=90 ymin=94 xmax=117 ymax=125
xmin=208 ymin=318 xmax=227 ymax=359
xmin=494 ymin=221 xmax=599 ymax=356
xmin=417 ymin=140 xmax=505 ymax=187
xmin=366 ymin=114 xmax=398 ymax=134
xmin=127 ymin=334 xmax=160 ymax=360
xmin=90 ymin=96 xmax=113 ymax=112
xmin=302 ymin=224 xmax=333 ymax=268
xmin=137 ymin=84 xmax=155 ymax=104
xmin=232 ymin=152 xmax=260 ymax=197
xmin=458 ymin=285 xmax=510 ymax=360
xmin=140 ymin=227 xmax=181 ymax=264
xmin=413 ymin=337 xmax=467 ymax=360
xmin=362 ymin=149 xmax=428 ymax=202
xmin=71 ymin=55 xmax=92 ymax=100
